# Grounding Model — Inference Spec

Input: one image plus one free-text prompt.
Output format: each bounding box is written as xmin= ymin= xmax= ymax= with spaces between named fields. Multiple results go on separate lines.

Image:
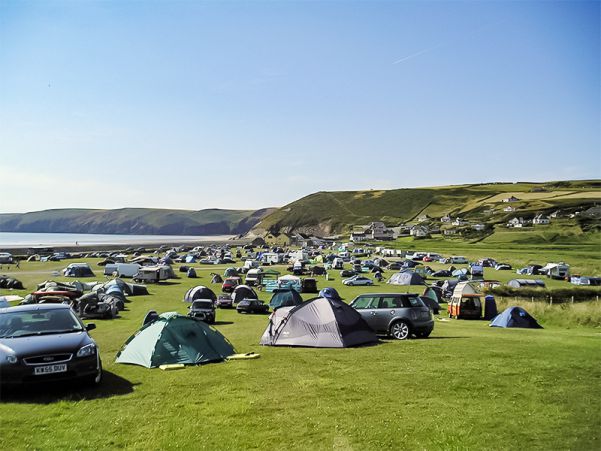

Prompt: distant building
xmin=440 ymin=215 xmax=452 ymax=223
xmin=533 ymin=214 xmax=550 ymax=225
xmin=410 ymin=225 xmax=430 ymax=238
xmin=417 ymin=215 xmax=431 ymax=223
xmin=507 ymin=217 xmax=527 ymax=228
xmin=471 ymin=223 xmax=486 ymax=231
xmin=503 ymin=206 xmax=516 ymax=212
xmin=452 ymin=218 xmax=468 ymax=226
xmin=502 ymin=196 xmax=520 ymax=203
xmin=350 ymin=222 xmax=394 ymax=242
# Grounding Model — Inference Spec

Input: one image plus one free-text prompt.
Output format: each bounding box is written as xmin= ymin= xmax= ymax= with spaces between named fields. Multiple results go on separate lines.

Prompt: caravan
xmin=104 ymin=263 xmax=142 ymax=278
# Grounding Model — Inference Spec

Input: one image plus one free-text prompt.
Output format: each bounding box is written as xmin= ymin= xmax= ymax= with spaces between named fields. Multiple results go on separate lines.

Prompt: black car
xmin=187 ymin=300 xmax=216 ymax=324
xmin=0 ymin=304 xmax=102 ymax=386
xmin=236 ymin=299 xmax=269 ymax=314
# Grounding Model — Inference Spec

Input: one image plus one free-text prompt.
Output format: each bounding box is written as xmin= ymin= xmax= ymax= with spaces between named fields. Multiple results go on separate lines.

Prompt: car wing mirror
xmin=86 ymin=323 xmax=96 ymax=331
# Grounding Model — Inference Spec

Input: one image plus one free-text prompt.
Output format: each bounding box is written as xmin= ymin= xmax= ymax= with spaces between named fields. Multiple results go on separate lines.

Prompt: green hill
xmin=252 ymin=180 xmax=601 ymax=236
xmin=0 ymin=208 xmax=275 ymax=236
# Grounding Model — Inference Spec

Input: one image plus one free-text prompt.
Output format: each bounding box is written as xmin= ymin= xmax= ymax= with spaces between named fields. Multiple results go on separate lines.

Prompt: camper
xmin=332 ymin=258 xmax=344 ymax=270
xmin=133 ymin=265 xmax=173 ymax=283
xmin=245 ymin=268 xmax=263 ymax=286
xmin=261 ymin=253 xmax=283 ymax=265
xmin=0 ymin=252 xmax=13 ymax=264
xmin=542 ymin=262 xmax=570 ymax=280
xmin=104 ymin=263 xmax=142 ymax=278
xmin=448 ymin=281 xmax=497 ymax=320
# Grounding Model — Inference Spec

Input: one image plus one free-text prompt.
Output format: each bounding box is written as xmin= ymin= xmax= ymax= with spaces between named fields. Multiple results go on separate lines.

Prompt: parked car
xmin=388 ymin=262 xmax=402 ymax=271
xmin=350 ymin=293 xmax=434 ymax=340
xmin=236 ymin=299 xmax=269 ymax=314
xmin=222 ymin=277 xmax=242 ymax=293
xmin=216 ymin=294 xmax=233 ymax=309
xmin=187 ymin=300 xmax=216 ymax=324
xmin=342 ymin=275 xmax=374 ymax=286
xmin=449 ymin=256 xmax=469 ymax=264
xmin=495 ymin=263 xmax=512 ymax=271
xmin=0 ymin=304 xmax=102 ymax=386
xmin=340 ymin=269 xmax=356 ymax=278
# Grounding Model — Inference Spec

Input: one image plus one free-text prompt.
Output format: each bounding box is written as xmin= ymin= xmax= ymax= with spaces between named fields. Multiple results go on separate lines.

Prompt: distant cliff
xmin=0 ymin=208 xmax=276 ymax=236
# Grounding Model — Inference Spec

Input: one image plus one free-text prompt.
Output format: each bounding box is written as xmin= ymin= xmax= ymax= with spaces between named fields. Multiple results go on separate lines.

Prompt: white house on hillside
xmin=533 ymin=214 xmax=550 ymax=225
xmin=502 ymin=196 xmax=520 ymax=203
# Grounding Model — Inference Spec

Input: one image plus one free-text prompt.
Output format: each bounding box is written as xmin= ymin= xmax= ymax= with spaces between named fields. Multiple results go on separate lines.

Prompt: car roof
xmin=0 ymin=303 xmax=71 ymax=314
xmin=353 ymin=293 xmax=418 ymax=297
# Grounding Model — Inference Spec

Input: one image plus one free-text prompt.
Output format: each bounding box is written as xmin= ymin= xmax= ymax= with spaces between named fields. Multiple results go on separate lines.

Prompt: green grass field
xmin=1 ymin=255 xmax=600 ymax=450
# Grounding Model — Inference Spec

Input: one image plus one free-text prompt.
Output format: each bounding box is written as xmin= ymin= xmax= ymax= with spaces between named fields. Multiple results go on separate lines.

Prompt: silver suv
xmin=350 ymin=293 xmax=434 ymax=340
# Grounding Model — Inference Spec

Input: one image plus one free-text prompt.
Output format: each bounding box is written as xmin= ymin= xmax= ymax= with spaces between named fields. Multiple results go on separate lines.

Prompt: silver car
xmin=350 ymin=293 xmax=434 ymax=340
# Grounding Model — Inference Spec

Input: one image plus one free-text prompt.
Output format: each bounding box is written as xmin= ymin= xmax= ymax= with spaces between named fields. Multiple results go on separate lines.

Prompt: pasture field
xmin=0 ymin=256 xmax=600 ymax=450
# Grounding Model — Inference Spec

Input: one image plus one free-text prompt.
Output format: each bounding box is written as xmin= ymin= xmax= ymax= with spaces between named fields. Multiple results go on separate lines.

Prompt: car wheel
xmin=390 ymin=321 xmax=411 ymax=340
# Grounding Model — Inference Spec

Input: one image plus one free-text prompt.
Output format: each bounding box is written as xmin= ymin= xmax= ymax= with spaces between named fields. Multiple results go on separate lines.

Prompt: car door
xmin=351 ymin=295 xmax=380 ymax=331
xmin=373 ymin=296 xmax=399 ymax=331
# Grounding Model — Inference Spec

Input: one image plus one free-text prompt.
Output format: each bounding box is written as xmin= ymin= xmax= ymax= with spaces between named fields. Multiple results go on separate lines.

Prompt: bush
xmin=487 ymin=286 xmax=601 ymax=303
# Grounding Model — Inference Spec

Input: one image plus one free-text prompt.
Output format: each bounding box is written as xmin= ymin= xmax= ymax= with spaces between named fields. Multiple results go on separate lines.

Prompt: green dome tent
xmin=116 ymin=312 xmax=235 ymax=368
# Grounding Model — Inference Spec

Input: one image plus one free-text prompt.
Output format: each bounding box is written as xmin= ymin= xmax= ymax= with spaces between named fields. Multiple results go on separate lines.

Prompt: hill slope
xmin=0 ymin=208 xmax=276 ymax=236
xmin=252 ymin=180 xmax=601 ymax=236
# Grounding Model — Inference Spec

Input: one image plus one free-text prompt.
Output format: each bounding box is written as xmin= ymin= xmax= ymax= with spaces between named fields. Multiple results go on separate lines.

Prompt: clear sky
xmin=1 ymin=0 xmax=599 ymax=213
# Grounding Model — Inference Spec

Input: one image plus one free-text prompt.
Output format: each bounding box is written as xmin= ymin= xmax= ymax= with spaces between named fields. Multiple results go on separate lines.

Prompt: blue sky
xmin=1 ymin=0 xmax=599 ymax=213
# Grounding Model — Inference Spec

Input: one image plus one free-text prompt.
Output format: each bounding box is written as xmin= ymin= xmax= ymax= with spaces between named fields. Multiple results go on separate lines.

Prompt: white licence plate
xmin=34 ymin=364 xmax=67 ymax=375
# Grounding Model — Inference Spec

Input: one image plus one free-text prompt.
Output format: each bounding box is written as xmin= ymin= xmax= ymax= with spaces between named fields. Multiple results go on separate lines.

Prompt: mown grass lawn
xmin=1 ymin=259 xmax=600 ymax=450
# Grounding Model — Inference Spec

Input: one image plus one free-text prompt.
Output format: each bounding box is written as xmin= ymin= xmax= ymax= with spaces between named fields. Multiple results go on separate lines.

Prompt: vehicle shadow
xmin=212 ymin=321 xmax=234 ymax=325
xmin=0 ymin=371 xmax=137 ymax=404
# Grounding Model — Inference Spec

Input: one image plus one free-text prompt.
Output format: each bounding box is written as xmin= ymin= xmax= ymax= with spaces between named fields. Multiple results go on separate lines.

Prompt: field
xmin=1 ymin=251 xmax=600 ymax=450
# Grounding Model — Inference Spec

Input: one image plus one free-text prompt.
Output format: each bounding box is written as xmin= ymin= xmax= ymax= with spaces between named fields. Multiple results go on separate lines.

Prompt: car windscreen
xmin=0 ymin=309 xmax=83 ymax=338
xmin=192 ymin=301 xmax=214 ymax=309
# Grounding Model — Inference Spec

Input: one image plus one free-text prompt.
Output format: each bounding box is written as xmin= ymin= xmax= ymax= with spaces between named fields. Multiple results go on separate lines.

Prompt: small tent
xmin=269 ymin=288 xmax=303 ymax=310
xmin=260 ymin=297 xmax=378 ymax=348
xmin=224 ymin=267 xmax=238 ymax=277
xmin=232 ymin=284 xmax=258 ymax=303
xmin=387 ymin=272 xmax=425 ymax=286
xmin=184 ymin=286 xmax=217 ymax=303
xmin=63 ymin=263 xmax=95 ymax=278
xmin=490 ymin=306 xmax=542 ymax=329
xmin=115 ymin=312 xmax=235 ymax=368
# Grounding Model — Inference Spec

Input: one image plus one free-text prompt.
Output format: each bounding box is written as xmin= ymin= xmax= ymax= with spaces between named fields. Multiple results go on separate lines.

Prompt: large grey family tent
xmin=507 ymin=279 xmax=546 ymax=288
xmin=387 ymin=271 xmax=425 ymax=286
xmin=184 ymin=286 xmax=217 ymax=303
xmin=232 ymin=285 xmax=258 ymax=303
xmin=260 ymin=297 xmax=378 ymax=348
xmin=116 ymin=312 xmax=235 ymax=368
xmin=489 ymin=306 xmax=542 ymax=329
xmin=269 ymin=288 xmax=303 ymax=310
xmin=63 ymin=263 xmax=95 ymax=278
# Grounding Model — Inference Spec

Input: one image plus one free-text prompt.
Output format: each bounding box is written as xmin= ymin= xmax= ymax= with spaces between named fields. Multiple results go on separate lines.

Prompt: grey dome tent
xmin=184 ymin=286 xmax=217 ymax=303
xmin=224 ymin=267 xmax=238 ymax=277
xmin=269 ymin=288 xmax=303 ymax=310
xmin=232 ymin=285 xmax=257 ymax=303
xmin=260 ymin=297 xmax=378 ymax=348
xmin=490 ymin=306 xmax=542 ymax=329
xmin=116 ymin=312 xmax=235 ymax=368
xmin=387 ymin=271 xmax=425 ymax=286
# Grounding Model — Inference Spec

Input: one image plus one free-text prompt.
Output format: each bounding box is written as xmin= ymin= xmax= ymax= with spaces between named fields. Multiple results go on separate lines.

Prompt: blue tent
xmin=489 ymin=306 xmax=542 ymax=329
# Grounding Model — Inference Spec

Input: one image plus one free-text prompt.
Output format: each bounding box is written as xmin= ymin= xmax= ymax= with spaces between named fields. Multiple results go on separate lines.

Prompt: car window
xmin=403 ymin=296 xmax=425 ymax=308
xmin=379 ymin=297 xmax=400 ymax=309
xmin=352 ymin=296 xmax=376 ymax=309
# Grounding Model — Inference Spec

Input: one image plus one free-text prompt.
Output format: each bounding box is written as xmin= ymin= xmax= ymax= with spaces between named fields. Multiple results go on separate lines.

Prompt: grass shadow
xmin=0 ymin=370 xmax=137 ymax=404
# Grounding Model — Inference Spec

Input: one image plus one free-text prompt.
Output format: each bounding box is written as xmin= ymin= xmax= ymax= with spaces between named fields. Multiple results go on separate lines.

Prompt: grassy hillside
xmin=253 ymin=180 xmax=601 ymax=235
xmin=0 ymin=208 xmax=276 ymax=236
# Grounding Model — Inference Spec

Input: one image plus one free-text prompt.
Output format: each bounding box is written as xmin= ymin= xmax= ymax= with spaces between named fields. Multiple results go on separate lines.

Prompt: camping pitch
xmin=116 ymin=312 xmax=235 ymax=368
xmin=260 ymin=297 xmax=378 ymax=348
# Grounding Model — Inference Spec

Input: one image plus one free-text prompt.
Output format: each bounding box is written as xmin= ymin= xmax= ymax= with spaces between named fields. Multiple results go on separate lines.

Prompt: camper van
xmin=332 ymin=258 xmax=344 ymax=270
xmin=448 ymin=281 xmax=497 ymax=320
xmin=542 ymin=262 xmax=570 ymax=280
xmin=0 ymin=252 xmax=13 ymax=264
xmin=289 ymin=250 xmax=309 ymax=263
xmin=244 ymin=259 xmax=260 ymax=270
xmin=245 ymin=268 xmax=263 ymax=286
xmin=104 ymin=263 xmax=142 ymax=278
xmin=133 ymin=266 xmax=172 ymax=283
xmin=261 ymin=253 xmax=282 ymax=265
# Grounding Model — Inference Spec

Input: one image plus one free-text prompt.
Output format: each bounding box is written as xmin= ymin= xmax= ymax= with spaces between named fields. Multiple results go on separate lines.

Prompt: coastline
xmin=0 ymin=233 xmax=246 ymax=254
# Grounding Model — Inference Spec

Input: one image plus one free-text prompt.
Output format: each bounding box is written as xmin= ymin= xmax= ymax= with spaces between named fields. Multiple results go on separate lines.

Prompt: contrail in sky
xmin=392 ymin=19 xmax=505 ymax=65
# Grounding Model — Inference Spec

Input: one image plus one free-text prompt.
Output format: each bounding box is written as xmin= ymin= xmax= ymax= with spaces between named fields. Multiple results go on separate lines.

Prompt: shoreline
xmin=0 ymin=234 xmax=248 ymax=254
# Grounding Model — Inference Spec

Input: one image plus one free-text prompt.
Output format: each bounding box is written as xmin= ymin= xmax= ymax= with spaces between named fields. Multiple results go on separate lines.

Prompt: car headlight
xmin=76 ymin=344 xmax=97 ymax=358
xmin=6 ymin=355 xmax=17 ymax=364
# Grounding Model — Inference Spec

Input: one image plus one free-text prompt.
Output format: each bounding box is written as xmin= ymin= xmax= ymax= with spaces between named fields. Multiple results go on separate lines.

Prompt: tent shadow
xmin=0 ymin=371 xmax=137 ymax=404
